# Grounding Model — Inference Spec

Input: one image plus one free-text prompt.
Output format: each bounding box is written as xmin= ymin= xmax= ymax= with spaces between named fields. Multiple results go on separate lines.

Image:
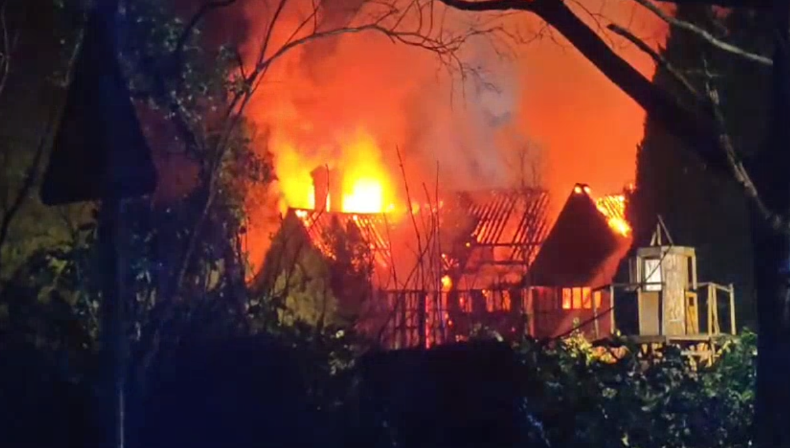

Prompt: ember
xmin=595 ymin=194 xmax=631 ymax=236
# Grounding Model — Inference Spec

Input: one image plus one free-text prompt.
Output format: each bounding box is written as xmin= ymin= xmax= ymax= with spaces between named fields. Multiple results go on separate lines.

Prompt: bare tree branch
xmin=629 ymin=0 xmax=773 ymax=66
xmin=607 ymin=23 xmax=699 ymax=97
xmin=0 ymin=0 xmax=22 ymax=96
xmin=172 ymin=0 xmax=238 ymax=91
xmin=701 ymin=59 xmax=787 ymax=233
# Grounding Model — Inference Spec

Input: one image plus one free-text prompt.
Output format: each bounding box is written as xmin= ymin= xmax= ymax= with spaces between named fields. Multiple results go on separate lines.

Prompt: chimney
xmin=310 ymin=166 xmax=343 ymax=211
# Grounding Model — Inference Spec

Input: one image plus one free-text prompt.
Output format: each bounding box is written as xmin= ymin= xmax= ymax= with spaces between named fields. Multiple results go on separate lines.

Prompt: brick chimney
xmin=310 ymin=165 xmax=343 ymax=211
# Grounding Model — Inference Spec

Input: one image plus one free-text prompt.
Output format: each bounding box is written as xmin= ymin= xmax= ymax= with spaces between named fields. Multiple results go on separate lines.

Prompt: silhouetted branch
xmin=607 ymin=23 xmax=699 ymax=97
xmin=172 ymin=0 xmax=238 ymax=80
xmin=629 ymin=0 xmax=772 ymax=66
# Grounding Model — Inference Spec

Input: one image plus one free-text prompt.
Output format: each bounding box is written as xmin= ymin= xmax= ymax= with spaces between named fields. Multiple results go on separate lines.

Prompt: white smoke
xmin=406 ymin=34 xmax=539 ymax=191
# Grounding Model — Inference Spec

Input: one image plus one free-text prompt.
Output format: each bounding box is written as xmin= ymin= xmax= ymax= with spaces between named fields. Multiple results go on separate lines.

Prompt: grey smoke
xmin=299 ymin=0 xmax=367 ymax=83
xmin=408 ymin=35 xmax=535 ymax=191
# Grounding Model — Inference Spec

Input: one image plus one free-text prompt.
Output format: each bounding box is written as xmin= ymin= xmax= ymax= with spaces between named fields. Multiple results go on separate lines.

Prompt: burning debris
xmin=595 ymin=193 xmax=631 ymax=237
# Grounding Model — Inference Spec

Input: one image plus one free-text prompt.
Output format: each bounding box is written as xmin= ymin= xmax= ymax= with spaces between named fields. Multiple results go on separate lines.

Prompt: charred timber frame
xmin=453 ymin=189 xmax=549 ymax=277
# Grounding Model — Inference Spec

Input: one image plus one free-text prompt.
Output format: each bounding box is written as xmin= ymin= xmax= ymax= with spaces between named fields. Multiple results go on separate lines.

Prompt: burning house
xmin=526 ymin=184 xmax=632 ymax=340
xmin=260 ymin=166 xmax=737 ymax=355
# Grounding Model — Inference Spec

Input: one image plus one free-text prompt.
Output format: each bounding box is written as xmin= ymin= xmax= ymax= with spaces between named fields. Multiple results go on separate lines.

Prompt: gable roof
xmin=528 ymin=184 xmax=631 ymax=287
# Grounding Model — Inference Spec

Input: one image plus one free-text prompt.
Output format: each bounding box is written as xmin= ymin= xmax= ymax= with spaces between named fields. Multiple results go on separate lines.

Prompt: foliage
xmin=507 ymin=331 xmax=757 ymax=448
xmin=253 ymin=214 xmax=377 ymax=332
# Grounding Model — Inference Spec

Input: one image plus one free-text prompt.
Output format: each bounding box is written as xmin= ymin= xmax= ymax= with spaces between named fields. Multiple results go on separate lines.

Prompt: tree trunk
xmin=754 ymin=1 xmax=790 ymax=447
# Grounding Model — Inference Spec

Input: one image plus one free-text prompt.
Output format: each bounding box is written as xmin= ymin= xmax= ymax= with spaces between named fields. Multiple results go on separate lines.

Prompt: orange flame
xmin=441 ymin=275 xmax=452 ymax=291
xmin=595 ymin=194 xmax=631 ymax=237
xmin=273 ymin=129 xmax=397 ymax=215
xmin=340 ymin=132 xmax=396 ymax=213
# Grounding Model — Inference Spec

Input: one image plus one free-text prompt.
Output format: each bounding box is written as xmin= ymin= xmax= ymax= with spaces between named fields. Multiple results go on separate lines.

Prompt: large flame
xmin=273 ymin=129 xmax=397 ymax=214
xmin=340 ymin=132 xmax=395 ymax=213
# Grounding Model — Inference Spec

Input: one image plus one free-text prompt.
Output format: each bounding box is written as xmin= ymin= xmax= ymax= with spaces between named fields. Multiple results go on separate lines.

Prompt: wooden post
xmin=691 ymin=254 xmax=698 ymax=290
xmin=592 ymin=289 xmax=600 ymax=338
xmin=707 ymin=283 xmax=715 ymax=335
xmin=729 ymin=283 xmax=737 ymax=335
xmin=712 ymin=287 xmax=720 ymax=334
xmin=418 ymin=291 xmax=427 ymax=348
xmin=609 ymin=284 xmax=616 ymax=334
xmin=98 ymin=197 xmax=125 ymax=448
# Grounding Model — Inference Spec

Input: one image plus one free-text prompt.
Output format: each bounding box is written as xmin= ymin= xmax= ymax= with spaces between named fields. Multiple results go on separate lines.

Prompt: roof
xmin=528 ymin=184 xmax=632 ymax=287
xmin=266 ymin=188 xmax=550 ymax=290
xmin=290 ymin=208 xmax=392 ymax=268
xmin=442 ymin=188 xmax=549 ymax=273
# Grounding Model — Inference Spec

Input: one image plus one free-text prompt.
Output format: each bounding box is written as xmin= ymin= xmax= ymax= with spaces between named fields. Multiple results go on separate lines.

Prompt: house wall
xmin=529 ymin=287 xmax=613 ymax=339
xmin=662 ymin=252 xmax=688 ymax=335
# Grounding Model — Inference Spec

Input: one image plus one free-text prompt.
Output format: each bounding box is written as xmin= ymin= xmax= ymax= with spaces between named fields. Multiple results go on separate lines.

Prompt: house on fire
xmin=526 ymin=183 xmax=631 ymax=339
xmin=258 ymin=168 xmax=737 ymax=352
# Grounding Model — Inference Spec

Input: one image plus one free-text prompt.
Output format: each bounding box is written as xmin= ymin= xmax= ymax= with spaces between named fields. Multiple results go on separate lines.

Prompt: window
xmin=560 ymin=287 xmax=595 ymax=310
xmin=572 ymin=288 xmax=582 ymax=309
xmin=582 ymin=288 xmax=592 ymax=309
xmin=644 ymin=258 xmax=662 ymax=291
xmin=562 ymin=288 xmax=572 ymax=310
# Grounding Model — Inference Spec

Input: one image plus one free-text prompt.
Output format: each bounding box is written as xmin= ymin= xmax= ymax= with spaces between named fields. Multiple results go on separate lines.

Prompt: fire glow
xmin=595 ymin=194 xmax=631 ymax=237
xmin=273 ymin=130 xmax=397 ymax=214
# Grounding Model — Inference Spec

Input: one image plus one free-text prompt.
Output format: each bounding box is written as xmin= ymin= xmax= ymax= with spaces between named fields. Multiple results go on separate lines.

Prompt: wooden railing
xmin=694 ymin=282 xmax=737 ymax=336
xmin=602 ymin=282 xmax=736 ymax=337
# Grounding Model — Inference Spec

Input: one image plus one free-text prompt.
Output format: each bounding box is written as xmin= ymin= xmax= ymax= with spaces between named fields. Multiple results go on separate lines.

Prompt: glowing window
xmin=582 ymin=288 xmax=592 ymax=309
xmin=572 ymin=288 xmax=582 ymax=309
xmin=644 ymin=258 xmax=663 ymax=291
xmin=593 ymin=291 xmax=602 ymax=309
xmin=484 ymin=290 xmax=494 ymax=312
xmin=503 ymin=291 xmax=512 ymax=311
xmin=562 ymin=288 xmax=572 ymax=309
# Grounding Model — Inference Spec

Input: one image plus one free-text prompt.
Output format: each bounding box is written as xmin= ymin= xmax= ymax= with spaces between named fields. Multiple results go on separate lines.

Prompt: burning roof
xmin=595 ymin=193 xmax=631 ymax=237
xmin=459 ymin=189 xmax=549 ymax=258
xmin=271 ymin=185 xmax=550 ymax=290
xmin=291 ymin=208 xmax=391 ymax=268
xmin=528 ymin=183 xmax=632 ymax=287
xmin=442 ymin=188 xmax=549 ymax=275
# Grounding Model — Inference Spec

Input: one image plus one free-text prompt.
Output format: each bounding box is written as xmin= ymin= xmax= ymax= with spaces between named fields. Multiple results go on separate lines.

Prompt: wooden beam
xmin=611 ymin=284 xmax=618 ymax=335
xmin=592 ymin=290 xmax=600 ymax=338
xmin=691 ymin=254 xmax=698 ymax=290
xmin=707 ymin=286 xmax=714 ymax=335
xmin=729 ymin=283 xmax=737 ymax=335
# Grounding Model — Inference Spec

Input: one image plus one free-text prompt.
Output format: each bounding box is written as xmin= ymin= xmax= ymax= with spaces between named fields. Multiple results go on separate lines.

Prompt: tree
xmin=630 ymin=5 xmax=770 ymax=327
xmin=435 ymin=0 xmax=790 ymax=445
